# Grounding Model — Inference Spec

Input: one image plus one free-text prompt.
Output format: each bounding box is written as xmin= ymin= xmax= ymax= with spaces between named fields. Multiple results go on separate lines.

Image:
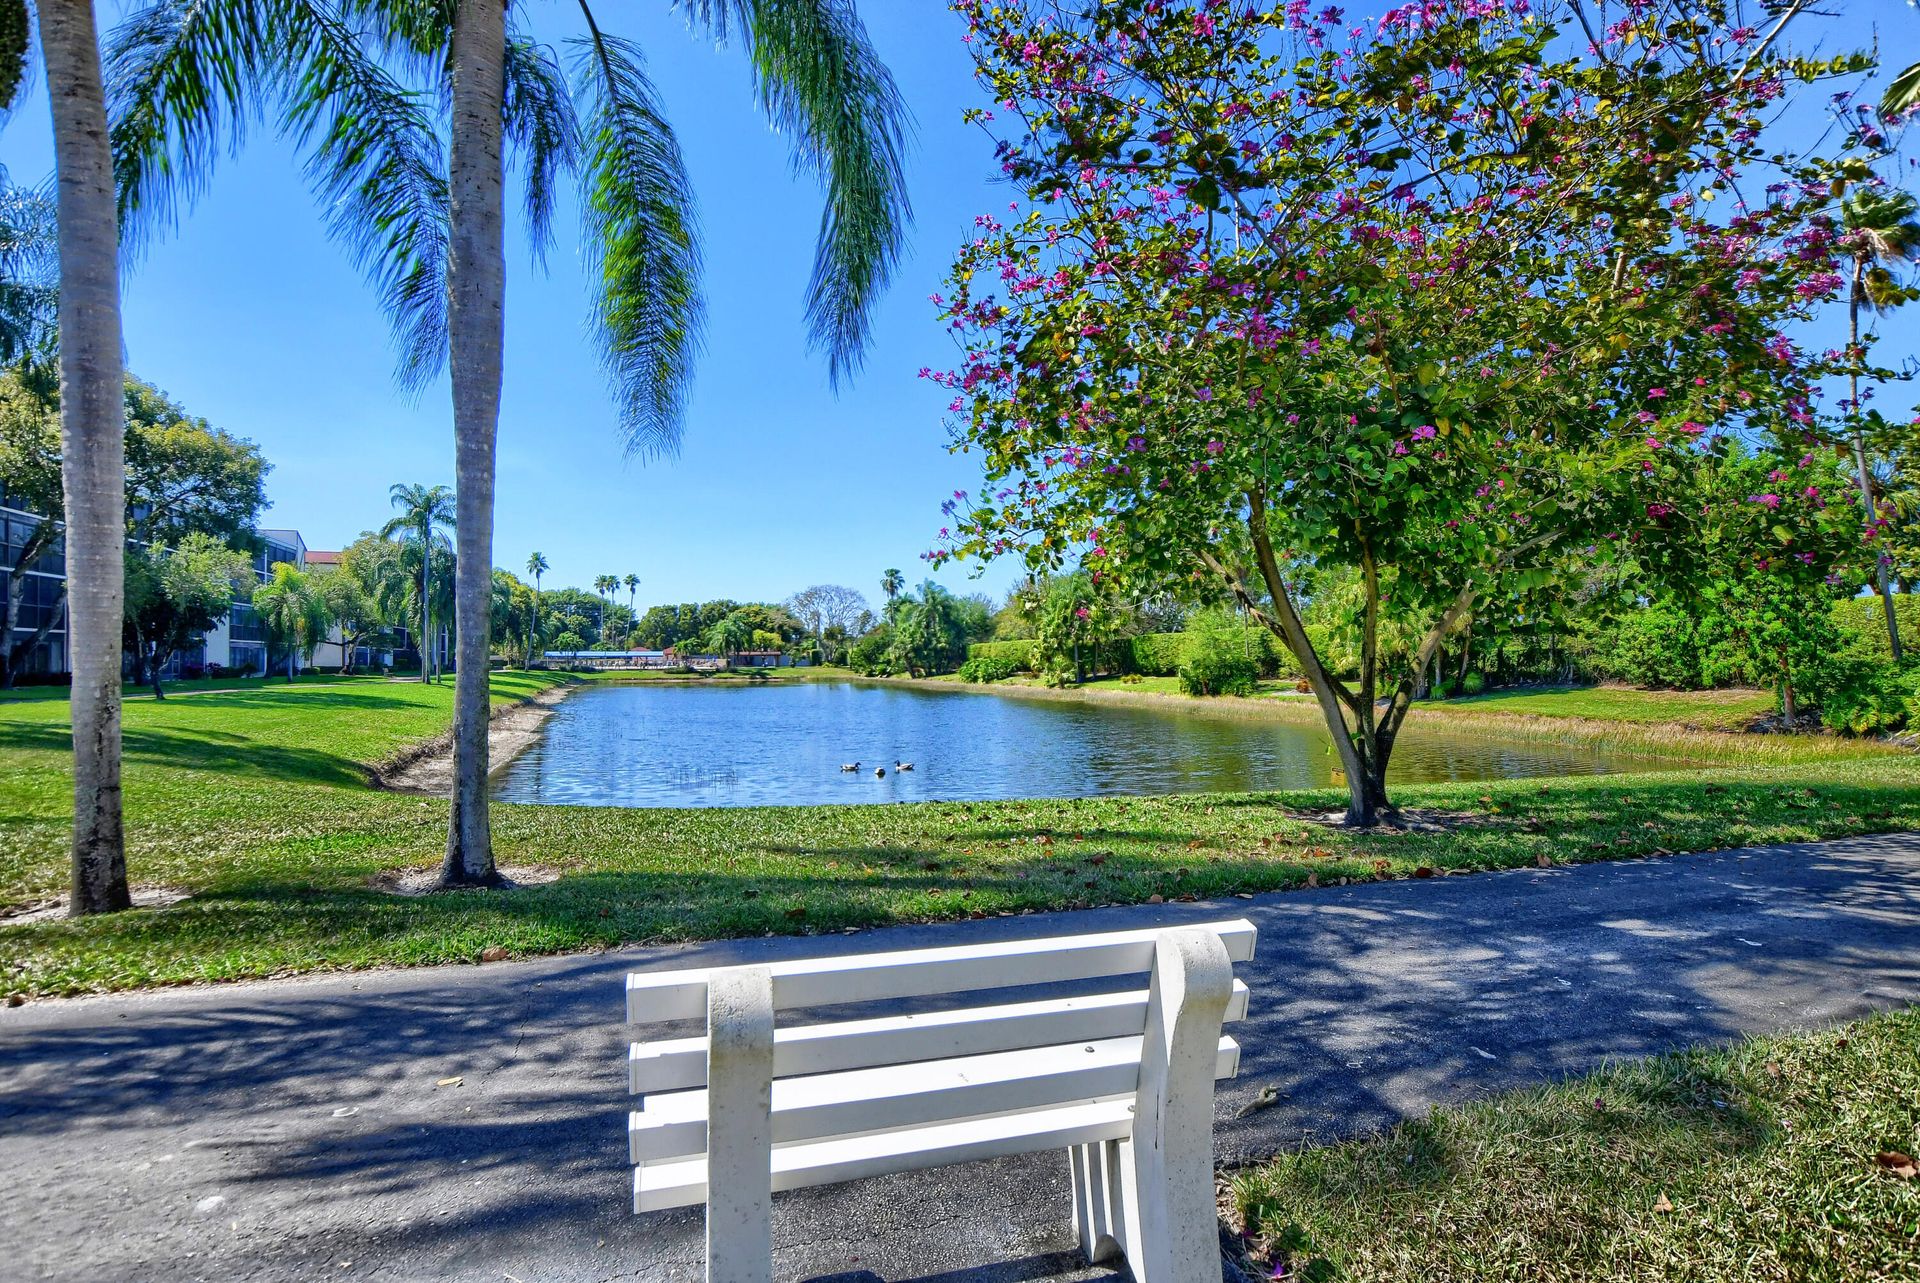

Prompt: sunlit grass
xmin=2 ymin=674 xmax=1918 ymax=996
xmin=1231 ymin=1007 xmax=1920 ymax=1282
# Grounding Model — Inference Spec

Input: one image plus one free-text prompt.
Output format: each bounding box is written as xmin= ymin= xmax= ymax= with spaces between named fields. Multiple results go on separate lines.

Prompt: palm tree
xmin=593 ymin=573 xmax=617 ymax=639
xmin=380 ymin=484 xmax=455 ymax=682
xmin=525 ymin=550 xmax=548 ymax=666
xmin=624 ymin=573 xmax=639 ymax=622
xmin=250 ymin=562 xmax=333 ymax=680
xmin=1842 ymin=188 xmax=1920 ymax=659
xmin=108 ymin=0 xmax=910 ymax=890
xmin=880 ymin=567 xmax=904 ymax=619
xmin=28 ymin=0 xmax=132 ymax=915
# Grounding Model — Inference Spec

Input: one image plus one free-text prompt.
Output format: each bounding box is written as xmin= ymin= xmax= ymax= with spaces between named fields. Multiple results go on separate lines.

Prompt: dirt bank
xmin=374 ymin=682 xmax=575 ymax=796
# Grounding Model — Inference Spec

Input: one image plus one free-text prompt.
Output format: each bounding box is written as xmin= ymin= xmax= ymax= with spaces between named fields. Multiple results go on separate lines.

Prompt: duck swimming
xmin=894 ymin=761 xmax=914 ymax=772
xmin=839 ymin=762 xmax=861 ymax=772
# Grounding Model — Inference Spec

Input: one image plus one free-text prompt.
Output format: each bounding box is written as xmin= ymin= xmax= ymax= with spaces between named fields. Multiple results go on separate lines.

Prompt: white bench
xmin=625 ymin=918 xmax=1257 ymax=1283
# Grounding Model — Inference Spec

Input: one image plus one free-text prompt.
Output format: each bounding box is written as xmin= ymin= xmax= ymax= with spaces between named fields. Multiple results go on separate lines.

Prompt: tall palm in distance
xmin=624 ymin=573 xmax=639 ymax=629
xmin=880 ymin=567 xmax=904 ymax=621
xmin=525 ymin=550 xmax=548 ymax=666
xmin=103 ymin=0 xmax=911 ymax=889
xmin=594 ymin=574 xmax=617 ymax=638
xmin=381 ymin=484 xmax=455 ymax=682
xmin=1841 ymin=188 xmax=1920 ymax=660
xmin=19 ymin=0 xmax=132 ymax=915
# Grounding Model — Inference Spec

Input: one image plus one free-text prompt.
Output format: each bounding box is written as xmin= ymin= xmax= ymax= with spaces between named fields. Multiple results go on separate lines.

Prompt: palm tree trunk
xmin=39 ymin=0 xmax=130 ymax=916
xmin=439 ymin=0 xmax=507 ymax=888
xmin=419 ymin=533 xmax=432 ymax=682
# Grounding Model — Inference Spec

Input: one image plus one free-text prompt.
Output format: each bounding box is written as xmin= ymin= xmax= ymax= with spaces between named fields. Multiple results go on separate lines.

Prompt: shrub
xmin=1832 ymin=593 xmax=1920 ymax=662
xmin=1807 ymin=649 xmax=1908 ymax=735
xmin=846 ymin=627 xmax=898 ymax=676
xmin=965 ymin=639 xmax=1039 ymax=672
xmin=1178 ymin=609 xmax=1260 ymax=696
xmin=1461 ymin=671 xmax=1486 ymax=696
xmin=1128 ymin=631 xmax=1188 ymax=676
xmin=958 ymin=654 xmax=1020 ymax=683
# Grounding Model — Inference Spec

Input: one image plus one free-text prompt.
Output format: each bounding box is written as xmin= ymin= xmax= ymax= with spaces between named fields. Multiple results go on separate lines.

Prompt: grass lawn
xmin=0 ymin=671 xmax=372 ymax=704
xmin=1230 ymin=1007 xmax=1920 ymax=1282
xmin=1 ymin=675 xmax=1917 ymax=997
xmin=1424 ymin=684 xmax=1779 ymax=731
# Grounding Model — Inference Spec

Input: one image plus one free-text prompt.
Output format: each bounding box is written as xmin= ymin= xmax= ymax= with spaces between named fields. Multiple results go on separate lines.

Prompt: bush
xmin=1806 ymin=648 xmax=1909 ymax=735
xmin=1128 ymin=631 xmax=1188 ymax=676
xmin=958 ymin=654 xmax=1020 ymax=683
xmin=846 ymin=627 xmax=898 ymax=676
xmin=1178 ymin=609 xmax=1260 ymax=696
xmin=1832 ymin=593 xmax=1920 ymax=661
xmin=1460 ymin=671 xmax=1486 ymax=696
xmin=965 ymin=639 xmax=1039 ymax=672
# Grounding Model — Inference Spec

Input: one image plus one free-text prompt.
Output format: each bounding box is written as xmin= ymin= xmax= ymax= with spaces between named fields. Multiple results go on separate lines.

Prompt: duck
xmin=874 ymin=766 xmax=887 ymax=778
xmin=894 ymin=761 xmax=915 ymax=772
xmin=839 ymin=761 xmax=861 ymax=772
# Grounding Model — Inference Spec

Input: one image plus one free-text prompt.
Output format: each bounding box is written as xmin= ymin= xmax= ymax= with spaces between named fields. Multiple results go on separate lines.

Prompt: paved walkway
xmin=5 ymin=833 xmax=1919 ymax=1283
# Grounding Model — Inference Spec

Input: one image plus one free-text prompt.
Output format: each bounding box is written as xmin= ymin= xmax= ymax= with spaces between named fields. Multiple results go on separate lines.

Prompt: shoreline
xmin=837 ymin=672 xmax=1894 ymax=765
xmin=373 ymin=681 xmax=577 ymax=796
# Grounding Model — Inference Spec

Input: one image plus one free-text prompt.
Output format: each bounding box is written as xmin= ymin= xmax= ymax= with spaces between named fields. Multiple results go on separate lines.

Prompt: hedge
xmin=1833 ymin=593 xmax=1920 ymax=661
xmin=968 ymin=628 xmax=1307 ymax=680
xmin=965 ymin=639 xmax=1040 ymax=671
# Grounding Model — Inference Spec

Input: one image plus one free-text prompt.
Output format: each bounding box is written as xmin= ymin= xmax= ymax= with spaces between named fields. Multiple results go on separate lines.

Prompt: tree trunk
xmin=439 ymin=0 xmax=506 ymax=889
xmin=40 ymin=0 xmax=130 ymax=916
xmin=1780 ymin=679 xmax=1797 ymax=726
xmin=1850 ymin=257 xmax=1903 ymax=662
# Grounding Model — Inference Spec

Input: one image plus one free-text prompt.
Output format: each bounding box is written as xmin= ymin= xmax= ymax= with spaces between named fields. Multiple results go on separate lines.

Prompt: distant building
xmin=0 ymin=481 xmax=67 ymax=677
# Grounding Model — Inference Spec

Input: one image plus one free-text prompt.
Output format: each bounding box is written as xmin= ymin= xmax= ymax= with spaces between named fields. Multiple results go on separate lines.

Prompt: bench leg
xmin=706 ymin=966 xmax=775 ymax=1283
xmin=1069 ymin=1138 xmax=1129 ymax=1263
xmin=1125 ymin=928 xmax=1233 ymax=1283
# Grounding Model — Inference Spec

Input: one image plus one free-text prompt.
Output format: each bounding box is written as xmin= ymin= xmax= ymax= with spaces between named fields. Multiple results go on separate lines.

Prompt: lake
xmin=491 ymin=680 xmax=1691 ymax=809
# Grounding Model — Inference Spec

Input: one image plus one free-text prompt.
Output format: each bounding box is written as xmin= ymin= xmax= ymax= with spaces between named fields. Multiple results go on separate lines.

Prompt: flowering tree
xmin=931 ymin=0 xmax=1870 ymax=823
xmin=1653 ymin=444 xmax=1868 ymax=723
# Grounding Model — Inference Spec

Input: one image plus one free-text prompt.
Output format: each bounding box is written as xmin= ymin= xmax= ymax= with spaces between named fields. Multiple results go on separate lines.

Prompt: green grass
xmin=0 ymin=671 xmax=374 ymax=704
xmin=1230 ymin=1007 xmax=1920 ymax=1282
xmin=2 ymin=674 xmax=1919 ymax=997
xmin=1418 ymin=684 xmax=1778 ymax=730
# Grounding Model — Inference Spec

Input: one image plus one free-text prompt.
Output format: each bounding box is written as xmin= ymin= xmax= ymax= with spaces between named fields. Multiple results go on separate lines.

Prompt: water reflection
xmin=493 ymin=680 xmax=1694 ymax=809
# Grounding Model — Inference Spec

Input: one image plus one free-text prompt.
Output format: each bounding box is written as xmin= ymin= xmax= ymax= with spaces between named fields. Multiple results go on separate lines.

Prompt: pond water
xmin=492 ymin=680 xmax=1692 ymax=809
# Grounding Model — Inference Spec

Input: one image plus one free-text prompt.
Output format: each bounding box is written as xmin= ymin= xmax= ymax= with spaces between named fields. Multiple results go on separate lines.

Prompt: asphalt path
xmin=5 ymin=832 xmax=1918 ymax=1283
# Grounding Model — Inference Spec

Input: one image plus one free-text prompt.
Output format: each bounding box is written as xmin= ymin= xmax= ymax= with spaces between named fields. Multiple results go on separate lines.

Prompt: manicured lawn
xmin=1 ymin=674 xmax=1916 ymax=997
xmin=0 ymin=671 xmax=371 ymax=703
xmin=1230 ymin=1006 xmax=1920 ymax=1282
xmin=1423 ymin=684 xmax=1778 ymax=730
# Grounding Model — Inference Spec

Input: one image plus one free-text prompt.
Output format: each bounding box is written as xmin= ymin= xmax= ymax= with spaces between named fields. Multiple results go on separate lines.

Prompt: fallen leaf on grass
xmin=1653 ymin=1194 xmax=1674 ymax=1213
xmin=478 ymin=946 xmax=509 ymax=963
xmin=1876 ymin=1151 xmax=1918 ymax=1179
xmin=1413 ymin=867 xmax=1435 ymax=879
xmin=1536 ymin=855 xmax=1553 ymax=868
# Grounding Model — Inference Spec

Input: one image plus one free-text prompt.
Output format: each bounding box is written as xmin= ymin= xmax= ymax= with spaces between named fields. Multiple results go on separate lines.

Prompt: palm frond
xmin=105 ymin=0 xmax=278 ymax=256
xmin=1882 ymin=58 xmax=1920 ymax=122
xmin=505 ymin=33 xmax=580 ymax=268
xmin=0 ymin=171 xmax=58 ymax=363
xmin=693 ymin=0 xmax=911 ymax=385
xmin=1 ymin=0 xmax=35 ymax=123
xmin=277 ymin=2 xmax=449 ymax=390
xmin=568 ymin=23 xmax=703 ymax=458
xmin=106 ymin=0 xmax=450 ymax=388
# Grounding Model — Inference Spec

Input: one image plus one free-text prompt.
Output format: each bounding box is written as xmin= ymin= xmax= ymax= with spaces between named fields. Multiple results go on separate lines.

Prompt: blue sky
xmin=6 ymin=1 xmax=1020 ymax=612
xmin=7 ymin=1 xmax=1920 ymax=615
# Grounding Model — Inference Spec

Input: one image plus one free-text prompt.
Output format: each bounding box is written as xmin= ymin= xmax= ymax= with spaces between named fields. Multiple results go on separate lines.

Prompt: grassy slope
xmin=1231 ymin=1007 xmax=1920 ymax=1282
xmin=1429 ymin=684 xmax=1778 ymax=730
xmin=1 ymin=677 xmax=1916 ymax=997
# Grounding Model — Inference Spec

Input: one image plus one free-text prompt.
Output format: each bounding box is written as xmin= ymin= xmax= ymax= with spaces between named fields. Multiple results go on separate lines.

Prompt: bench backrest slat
xmin=630 ymin=1033 xmax=1241 ymax=1162
xmin=630 ymin=977 xmax=1250 ymax=1094
xmin=625 ymin=918 xmax=1257 ymax=1023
